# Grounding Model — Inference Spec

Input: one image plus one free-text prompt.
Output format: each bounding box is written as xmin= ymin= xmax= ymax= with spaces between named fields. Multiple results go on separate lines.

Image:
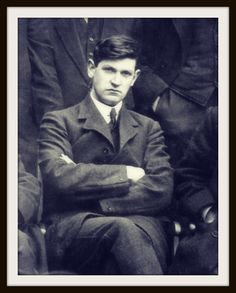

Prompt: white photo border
xmin=7 ymin=6 xmax=229 ymax=286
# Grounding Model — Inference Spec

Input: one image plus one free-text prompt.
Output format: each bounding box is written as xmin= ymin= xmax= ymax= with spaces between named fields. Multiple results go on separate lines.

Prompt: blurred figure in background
xmin=168 ymin=107 xmax=218 ymax=274
xmin=18 ymin=156 xmax=47 ymax=274
xmin=133 ymin=18 xmax=218 ymax=166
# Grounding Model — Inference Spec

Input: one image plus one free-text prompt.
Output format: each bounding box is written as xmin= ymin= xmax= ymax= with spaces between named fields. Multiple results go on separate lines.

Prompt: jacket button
xmin=89 ymin=36 xmax=94 ymax=42
xmin=103 ymin=148 xmax=109 ymax=154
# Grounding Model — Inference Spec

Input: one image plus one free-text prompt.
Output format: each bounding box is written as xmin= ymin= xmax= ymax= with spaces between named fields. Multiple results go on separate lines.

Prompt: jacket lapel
xmin=77 ymin=97 xmax=139 ymax=151
xmin=119 ymin=107 xmax=139 ymax=150
xmin=55 ymin=19 xmax=89 ymax=83
xmin=77 ymin=96 xmax=114 ymax=146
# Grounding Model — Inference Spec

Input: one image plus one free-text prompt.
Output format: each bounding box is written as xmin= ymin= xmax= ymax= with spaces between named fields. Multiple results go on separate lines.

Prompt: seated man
xmin=18 ymin=156 xmax=47 ymax=274
xmin=39 ymin=35 xmax=173 ymax=275
xmin=168 ymin=106 xmax=218 ymax=274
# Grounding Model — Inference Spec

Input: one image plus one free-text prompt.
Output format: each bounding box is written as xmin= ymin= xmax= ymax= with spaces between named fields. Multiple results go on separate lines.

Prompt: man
xmin=18 ymin=156 xmax=47 ymax=274
xmin=39 ymin=35 xmax=173 ymax=274
xmin=133 ymin=18 xmax=218 ymax=166
xmin=28 ymin=18 xmax=137 ymax=126
xmin=168 ymin=107 xmax=218 ymax=274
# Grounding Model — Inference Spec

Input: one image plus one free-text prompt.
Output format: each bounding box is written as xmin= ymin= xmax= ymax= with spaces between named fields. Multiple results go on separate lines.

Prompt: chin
xmin=104 ymin=100 xmax=118 ymax=106
xmin=103 ymin=96 xmax=123 ymax=106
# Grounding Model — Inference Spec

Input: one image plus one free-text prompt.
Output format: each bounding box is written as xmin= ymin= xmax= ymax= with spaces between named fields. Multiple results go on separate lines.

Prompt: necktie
xmin=109 ymin=108 xmax=119 ymax=151
xmin=109 ymin=108 xmax=117 ymax=129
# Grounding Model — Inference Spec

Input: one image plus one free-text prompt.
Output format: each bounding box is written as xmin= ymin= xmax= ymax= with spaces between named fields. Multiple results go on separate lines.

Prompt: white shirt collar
xmin=90 ymin=94 xmax=123 ymax=124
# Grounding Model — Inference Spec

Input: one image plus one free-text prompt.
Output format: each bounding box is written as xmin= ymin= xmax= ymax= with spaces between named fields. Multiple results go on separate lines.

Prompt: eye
xmin=121 ymin=71 xmax=132 ymax=78
xmin=103 ymin=67 xmax=115 ymax=73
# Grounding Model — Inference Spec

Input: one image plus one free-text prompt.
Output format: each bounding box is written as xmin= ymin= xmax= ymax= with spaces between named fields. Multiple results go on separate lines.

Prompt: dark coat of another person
xmin=168 ymin=107 xmax=218 ymax=275
xmin=18 ymin=157 xmax=48 ymax=274
xmin=133 ymin=18 xmax=218 ymax=165
xmin=28 ymin=18 xmax=137 ymax=125
xmin=39 ymin=95 xmax=173 ymax=272
xmin=133 ymin=18 xmax=218 ymax=108
xmin=175 ymin=107 xmax=218 ymax=217
xmin=18 ymin=19 xmax=38 ymax=175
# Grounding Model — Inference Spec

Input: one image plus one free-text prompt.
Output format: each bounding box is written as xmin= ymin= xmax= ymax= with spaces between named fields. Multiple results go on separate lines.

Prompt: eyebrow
xmin=102 ymin=65 xmax=116 ymax=70
xmin=101 ymin=65 xmax=133 ymax=74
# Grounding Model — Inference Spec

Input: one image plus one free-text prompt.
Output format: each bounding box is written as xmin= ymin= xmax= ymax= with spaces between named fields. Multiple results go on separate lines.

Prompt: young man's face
xmin=88 ymin=58 xmax=140 ymax=106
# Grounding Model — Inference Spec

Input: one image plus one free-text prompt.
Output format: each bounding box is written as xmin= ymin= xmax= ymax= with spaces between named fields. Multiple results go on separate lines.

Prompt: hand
xmin=59 ymin=154 xmax=76 ymax=165
xmin=126 ymin=166 xmax=145 ymax=182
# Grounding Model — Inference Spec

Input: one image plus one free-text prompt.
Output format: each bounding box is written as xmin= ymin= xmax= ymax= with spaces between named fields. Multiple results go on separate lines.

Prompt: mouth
xmin=106 ymin=89 xmax=121 ymax=95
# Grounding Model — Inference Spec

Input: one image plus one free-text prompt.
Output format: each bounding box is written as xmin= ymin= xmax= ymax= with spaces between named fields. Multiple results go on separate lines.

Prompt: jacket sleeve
xmin=39 ymin=112 xmax=129 ymax=201
xmin=28 ymin=18 xmax=64 ymax=126
xmin=18 ymin=157 xmax=41 ymax=226
xmin=100 ymin=120 xmax=173 ymax=215
xmin=175 ymin=107 xmax=218 ymax=218
xmin=133 ymin=65 xmax=169 ymax=111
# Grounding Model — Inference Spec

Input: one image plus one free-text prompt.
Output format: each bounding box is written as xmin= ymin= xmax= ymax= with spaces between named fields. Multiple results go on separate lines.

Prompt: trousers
xmin=18 ymin=228 xmax=48 ymax=275
xmin=46 ymin=215 xmax=170 ymax=275
xmin=18 ymin=230 xmax=38 ymax=274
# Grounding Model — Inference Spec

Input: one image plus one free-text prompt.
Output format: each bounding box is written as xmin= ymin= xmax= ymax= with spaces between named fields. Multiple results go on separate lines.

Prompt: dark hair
xmin=93 ymin=35 xmax=140 ymax=66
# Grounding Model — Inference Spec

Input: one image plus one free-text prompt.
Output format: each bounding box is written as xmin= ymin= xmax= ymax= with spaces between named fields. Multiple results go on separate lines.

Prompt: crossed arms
xmin=39 ymin=110 xmax=173 ymax=215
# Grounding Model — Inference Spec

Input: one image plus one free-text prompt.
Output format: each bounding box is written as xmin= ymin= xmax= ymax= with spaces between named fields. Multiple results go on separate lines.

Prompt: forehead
xmin=97 ymin=58 xmax=137 ymax=71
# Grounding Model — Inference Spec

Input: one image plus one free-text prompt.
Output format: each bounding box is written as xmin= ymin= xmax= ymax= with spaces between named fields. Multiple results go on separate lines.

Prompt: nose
xmin=111 ymin=73 xmax=122 ymax=87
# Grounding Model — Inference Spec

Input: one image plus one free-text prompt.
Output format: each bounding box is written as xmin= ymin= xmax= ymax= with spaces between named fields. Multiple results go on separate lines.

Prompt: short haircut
xmin=93 ymin=35 xmax=140 ymax=66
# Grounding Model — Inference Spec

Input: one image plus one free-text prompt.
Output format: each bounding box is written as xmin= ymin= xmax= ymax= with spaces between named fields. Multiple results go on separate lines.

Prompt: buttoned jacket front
xmin=39 ymin=96 xmax=173 ymax=230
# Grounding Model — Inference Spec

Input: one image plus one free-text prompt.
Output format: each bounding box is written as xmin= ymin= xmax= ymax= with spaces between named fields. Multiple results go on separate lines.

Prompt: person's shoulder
xmin=127 ymin=109 xmax=161 ymax=128
xmin=42 ymin=103 xmax=80 ymax=122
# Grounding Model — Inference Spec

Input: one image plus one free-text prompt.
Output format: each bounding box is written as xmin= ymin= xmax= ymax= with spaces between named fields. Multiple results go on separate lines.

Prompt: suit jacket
xmin=133 ymin=18 xmax=218 ymax=109
xmin=168 ymin=107 xmax=218 ymax=275
xmin=19 ymin=19 xmax=38 ymax=176
xmin=39 ymin=96 xmax=173 ymax=227
xmin=28 ymin=18 xmax=137 ymax=125
xmin=175 ymin=106 xmax=218 ymax=219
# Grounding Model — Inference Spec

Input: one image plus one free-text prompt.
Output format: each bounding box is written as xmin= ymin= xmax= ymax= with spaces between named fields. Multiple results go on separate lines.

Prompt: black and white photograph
xmin=7 ymin=6 xmax=229 ymax=286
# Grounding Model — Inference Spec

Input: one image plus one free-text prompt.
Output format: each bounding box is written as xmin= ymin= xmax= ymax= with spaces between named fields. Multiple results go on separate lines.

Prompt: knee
xmin=18 ymin=230 xmax=31 ymax=251
xmin=18 ymin=230 xmax=39 ymax=274
xmin=108 ymin=218 xmax=140 ymax=238
xmin=18 ymin=230 xmax=34 ymax=257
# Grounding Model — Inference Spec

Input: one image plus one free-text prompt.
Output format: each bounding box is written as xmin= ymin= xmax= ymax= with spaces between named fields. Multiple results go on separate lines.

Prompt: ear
xmin=87 ymin=59 xmax=96 ymax=78
xmin=130 ymin=69 xmax=141 ymax=86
